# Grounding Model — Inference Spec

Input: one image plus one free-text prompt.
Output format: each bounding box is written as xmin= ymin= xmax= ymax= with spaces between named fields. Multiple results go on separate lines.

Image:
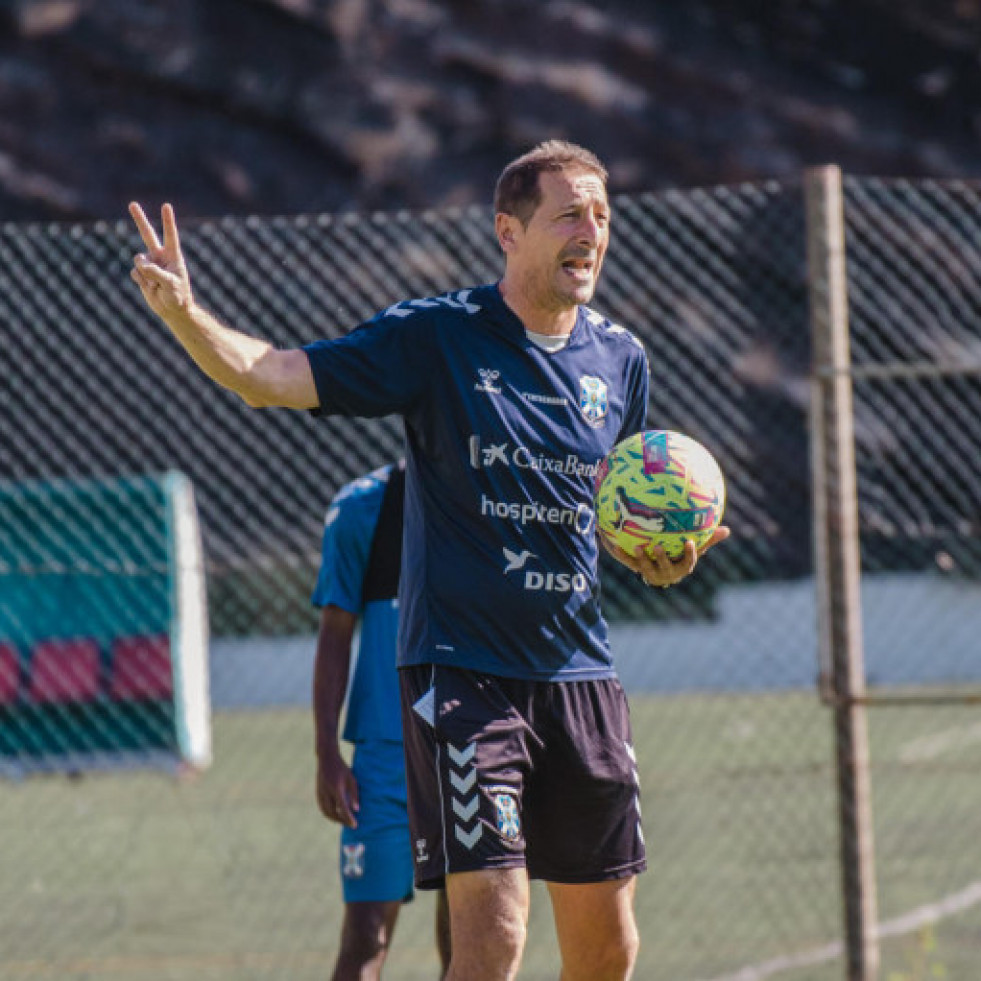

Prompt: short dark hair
xmin=494 ymin=141 xmax=608 ymax=226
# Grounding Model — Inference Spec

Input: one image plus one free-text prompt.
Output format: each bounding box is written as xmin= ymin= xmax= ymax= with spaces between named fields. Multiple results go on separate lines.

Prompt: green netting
xmin=0 ymin=473 xmax=205 ymax=768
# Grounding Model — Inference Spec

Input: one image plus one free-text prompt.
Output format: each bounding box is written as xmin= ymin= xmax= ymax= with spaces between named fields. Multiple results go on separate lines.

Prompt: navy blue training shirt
xmin=304 ymin=283 xmax=649 ymax=682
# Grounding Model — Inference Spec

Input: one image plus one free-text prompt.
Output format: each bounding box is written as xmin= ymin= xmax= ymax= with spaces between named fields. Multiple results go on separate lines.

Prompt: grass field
xmin=2 ymin=691 xmax=980 ymax=980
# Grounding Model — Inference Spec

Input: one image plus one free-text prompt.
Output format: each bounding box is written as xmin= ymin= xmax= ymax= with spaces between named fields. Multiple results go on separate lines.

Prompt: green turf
xmin=1 ymin=692 xmax=979 ymax=980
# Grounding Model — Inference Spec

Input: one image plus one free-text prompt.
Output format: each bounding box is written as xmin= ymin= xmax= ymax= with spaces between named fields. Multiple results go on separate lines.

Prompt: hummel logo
xmin=503 ymin=548 xmax=535 ymax=574
xmin=452 ymin=796 xmax=479 ymax=822
xmin=450 ymin=769 xmax=478 ymax=794
xmin=449 ymin=743 xmax=477 ymax=766
xmin=384 ymin=290 xmax=481 ymax=319
xmin=455 ymin=823 xmax=483 ymax=850
xmin=475 ymin=368 xmax=501 ymax=394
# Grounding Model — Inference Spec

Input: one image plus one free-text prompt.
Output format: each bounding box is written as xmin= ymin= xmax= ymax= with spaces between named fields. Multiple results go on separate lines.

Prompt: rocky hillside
xmin=1 ymin=0 xmax=980 ymax=221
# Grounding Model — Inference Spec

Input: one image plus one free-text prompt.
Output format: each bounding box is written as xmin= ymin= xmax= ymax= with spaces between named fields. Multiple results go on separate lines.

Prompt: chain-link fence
xmin=840 ymin=178 xmax=981 ymax=981
xmin=0 ymin=176 xmax=979 ymax=980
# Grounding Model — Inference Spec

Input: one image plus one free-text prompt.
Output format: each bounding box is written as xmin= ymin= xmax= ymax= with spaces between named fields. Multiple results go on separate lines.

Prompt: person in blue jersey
xmin=312 ymin=461 xmax=450 ymax=980
xmin=128 ymin=140 xmax=729 ymax=981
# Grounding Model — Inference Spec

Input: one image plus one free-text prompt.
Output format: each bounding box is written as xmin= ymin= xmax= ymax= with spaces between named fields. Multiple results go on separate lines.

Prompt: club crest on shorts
xmin=579 ymin=375 xmax=608 ymax=426
xmin=494 ymin=792 xmax=521 ymax=842
xmin=342 ymin=842 xmax=365 ymax=878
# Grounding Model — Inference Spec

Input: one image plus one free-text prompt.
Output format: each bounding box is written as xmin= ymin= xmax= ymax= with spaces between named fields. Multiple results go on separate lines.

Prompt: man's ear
xmin=495 ymin=212 xmax=521 ymax=253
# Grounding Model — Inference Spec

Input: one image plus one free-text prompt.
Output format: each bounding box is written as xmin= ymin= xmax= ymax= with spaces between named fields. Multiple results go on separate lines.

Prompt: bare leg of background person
xmin=331 ymin=900 xmax=402 ymax=981
xmin=444 ymin=868 xmax=529 ymax=981
xmin=548 ymin=877 xmax=640 ymax=981
xmin=435 ymin=888 xmax=452 ymax=979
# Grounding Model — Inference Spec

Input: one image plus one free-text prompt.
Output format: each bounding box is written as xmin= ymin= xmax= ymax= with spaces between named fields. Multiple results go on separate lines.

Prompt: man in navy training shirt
xmin=128 ymin=139 xmax=729 ymax=981
xmin=313 ymin=460 xmax=450 ymax=979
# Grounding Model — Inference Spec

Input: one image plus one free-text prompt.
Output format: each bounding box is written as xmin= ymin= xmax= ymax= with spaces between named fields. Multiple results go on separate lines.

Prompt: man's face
xmin=500 ymin=167 xmax=610 ymax=312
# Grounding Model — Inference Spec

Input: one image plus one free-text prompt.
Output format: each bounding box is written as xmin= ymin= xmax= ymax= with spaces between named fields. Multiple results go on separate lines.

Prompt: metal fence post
xmin=805 ymin=165 xmax=880 ymax=981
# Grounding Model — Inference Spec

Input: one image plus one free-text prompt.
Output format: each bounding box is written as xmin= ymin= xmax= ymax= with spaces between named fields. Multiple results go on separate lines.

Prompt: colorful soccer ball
xmin=593 ymin=430 xmax=726 ymax=560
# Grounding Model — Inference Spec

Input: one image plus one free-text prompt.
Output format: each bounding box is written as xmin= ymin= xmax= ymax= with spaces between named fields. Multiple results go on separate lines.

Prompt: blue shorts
xmin=338 ymin=740 xmax=414 ymax=903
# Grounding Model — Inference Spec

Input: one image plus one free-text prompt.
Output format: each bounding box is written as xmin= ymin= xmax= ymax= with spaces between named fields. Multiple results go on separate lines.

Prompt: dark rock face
xmin=1 ymin=0 xmax=979 ymax=221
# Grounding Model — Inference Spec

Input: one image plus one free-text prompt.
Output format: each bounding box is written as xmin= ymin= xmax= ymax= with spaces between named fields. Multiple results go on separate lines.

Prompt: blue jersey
xmin=311 ymin=465 xmax=403 ymax=743
xmin=305 ymin=283 xmax=649 ymax=681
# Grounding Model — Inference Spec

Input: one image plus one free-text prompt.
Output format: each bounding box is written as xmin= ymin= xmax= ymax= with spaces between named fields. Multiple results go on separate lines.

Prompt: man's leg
xmin=443 ymin=868 xmax=530 ymax=981
xmin=400 ymin=667 xmax=537 ymax=979
xmin=333 ymin=741 xmax=416 ymax=979
xmin=547 ymin=877 xmax=639 ymax=981
xmin=331 ymin=900 xmax=402 ymax=981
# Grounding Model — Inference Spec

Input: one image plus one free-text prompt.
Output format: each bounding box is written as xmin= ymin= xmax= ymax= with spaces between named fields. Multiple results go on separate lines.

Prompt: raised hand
xmin=129 ymin=202 xmax=194 ymax=321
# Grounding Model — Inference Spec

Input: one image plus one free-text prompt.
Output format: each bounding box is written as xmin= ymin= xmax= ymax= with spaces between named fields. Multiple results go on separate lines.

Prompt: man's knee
xmin=334 ymin=901 xmax=400 ymax=974
xmin=550 ymin=878 xmax=640 ymax=981
xmin=452 ymin=893 xmax=527 ymax=964
xmin=603 ymin=928 xmax=640 ymax=979
xmin=445 ymin=869 xmax=530 ymax=978
xmin=563 ymin=931 xmax=639 ymax=981
xmin=337 ymin=926 xmax=389 ymax=966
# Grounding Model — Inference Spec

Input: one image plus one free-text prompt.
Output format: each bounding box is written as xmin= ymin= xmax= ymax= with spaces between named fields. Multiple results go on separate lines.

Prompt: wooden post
xmin=805 ymin=165 xmax=880 ymax=981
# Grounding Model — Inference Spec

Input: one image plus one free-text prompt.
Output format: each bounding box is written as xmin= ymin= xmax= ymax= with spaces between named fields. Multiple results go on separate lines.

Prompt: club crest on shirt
xmin=494 ymin=792 xmax=521 ymax=842
xmin=342 ymin=842 xmax=365 ymax=878
xmin=579 ymin=375 xmax=608 ymax=426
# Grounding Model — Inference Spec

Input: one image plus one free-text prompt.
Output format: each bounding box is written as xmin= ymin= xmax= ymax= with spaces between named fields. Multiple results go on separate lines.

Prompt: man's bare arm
xmin=128 ymin=202 xmax=318 ymax=409
xmin=313 ymin=605 xmax=360 ymax=828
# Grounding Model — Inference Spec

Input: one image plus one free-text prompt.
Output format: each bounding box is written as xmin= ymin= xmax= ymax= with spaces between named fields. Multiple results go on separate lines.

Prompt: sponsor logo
xmin=475 ymin=368 xmax=501 ymax=394
xmin=523 ymin=570 xmax=589 ymax=593
xmin=579 ymin=375 xmax=609 ymax=426
xmin=342 ymin=843 xmax=365 ymax=878
xmin=468 ymin=436 xmax=600 ymax=478
xmin=522 ymin=391 xmax=567 ymax=406
xmin=470 ymin=439 xmax=509 ymax=467
xmin=415 ymin=838 xmax=430 ymax=864
xmin=612 ymin=487 xmax=716 ymax=535
xmin=502 ymin=548 xmax=589 ymax=594
xmin=613 ymin=485 xmax=665 ymax=533
xmin=502 ymin=548 xmax=535 ymax=574
xmin=481 ymin=494 xmax=594 ymax=535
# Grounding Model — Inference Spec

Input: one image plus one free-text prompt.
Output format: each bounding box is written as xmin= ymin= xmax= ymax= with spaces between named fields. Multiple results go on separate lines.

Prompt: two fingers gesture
xmin=129 ymin=202 xmax=193 ymax=320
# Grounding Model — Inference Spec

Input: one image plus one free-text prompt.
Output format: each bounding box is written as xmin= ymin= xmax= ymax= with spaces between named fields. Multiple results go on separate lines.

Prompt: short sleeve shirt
xmin=311 ymin=465 xmax=402 ymax=743
xmin=305 ymin=283 xmax=650 ymax=682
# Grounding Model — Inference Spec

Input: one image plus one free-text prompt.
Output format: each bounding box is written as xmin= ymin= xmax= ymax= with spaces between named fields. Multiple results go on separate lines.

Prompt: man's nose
xmin=577 ymin=214 xmax=603 ymax=245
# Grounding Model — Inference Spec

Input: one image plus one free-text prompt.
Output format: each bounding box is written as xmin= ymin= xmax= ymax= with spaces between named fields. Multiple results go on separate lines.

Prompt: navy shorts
xmin=399 ymin=665 xmax=646 ymax=890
